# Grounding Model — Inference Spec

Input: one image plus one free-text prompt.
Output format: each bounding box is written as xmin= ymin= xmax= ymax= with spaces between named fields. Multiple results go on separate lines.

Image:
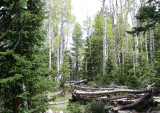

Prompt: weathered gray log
xmin=67 ymin=81 xmax=76 ymax=84
xmin=117 ymin=110 xmax=137 ymax=113
xmin=73 ymin=79 xmax=88 ymax=85
xmin=111 ymin=99 xmax=136 ymax=105
xmin=70 ymin=94 xmax=140 ymax=104
xmin=73 ymin=89 xmax=152 ymax=98
xmin=70 ymin=85 xmax=114 ymax=91
xmin=105 ymin=85 xmax=126 ymax=89
xmin=110 ymin=95 xmax=140 ymax=100
xmin=111 ymin=92 xmax=151 ymax=111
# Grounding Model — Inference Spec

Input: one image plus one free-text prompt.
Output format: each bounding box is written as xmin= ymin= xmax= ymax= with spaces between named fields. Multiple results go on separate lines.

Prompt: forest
xmin=0 ymin=0 xmax=160 ymax=113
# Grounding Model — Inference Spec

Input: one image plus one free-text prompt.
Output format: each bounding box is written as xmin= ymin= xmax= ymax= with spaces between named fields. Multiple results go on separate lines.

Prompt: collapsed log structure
xmin=69 ymin=80 xmax=158 ymax=112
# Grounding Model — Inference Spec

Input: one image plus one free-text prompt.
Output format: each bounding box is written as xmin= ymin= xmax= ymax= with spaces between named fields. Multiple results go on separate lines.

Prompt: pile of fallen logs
xmin=68 ymin=80 xmax=158 ymax=112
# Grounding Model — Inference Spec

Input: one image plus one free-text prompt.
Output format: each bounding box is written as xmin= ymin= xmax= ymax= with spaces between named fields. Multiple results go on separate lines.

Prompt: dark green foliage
xmin=86 ymin=101 xmax=105 ymax=113
xmin=126 ymin=0 xmax=160 ymax=87
xmin=127 ymin=0 xmax=160 ymax=34
xmin=95 ymin=56 xmax=115 ymax=85
xmin=0 ymin=0 xmax=54 ymax=112
xmin=67 ymin=102 xmax=82 ymax=113
xmin=0 ymin=49 xmax=55 ymax=112
xmin=82 ymin=12 xmax=103 ymax=81
xmin=72 ymin=22 xmax=83 ymax=81
xmin=153 ymin=32 xmax=160 ymax=86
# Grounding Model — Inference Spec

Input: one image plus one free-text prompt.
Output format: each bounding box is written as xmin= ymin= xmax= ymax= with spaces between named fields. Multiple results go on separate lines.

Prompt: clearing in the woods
xmin=46 ymin=81 xmax=160 ymax=113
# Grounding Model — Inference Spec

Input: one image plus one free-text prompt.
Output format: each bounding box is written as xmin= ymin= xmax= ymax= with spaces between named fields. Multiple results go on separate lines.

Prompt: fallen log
xmin=70 ymin=85 xmax=114 ymax=91
xmin=105 ymin=85 xmax=127 ymax=89
xmin=111 ymin=99 xmax=136 ymax=105
xmin=110 ymin=94 xmax=140 ymax=100
xmin=73 ymin=89 xmax=152 ymax=98
xmin=72 ymin=79 xmax=88 ymax=85
xmin=110 ymin=92 xmax=156 ymax=112
xmin=67 ymin=81 xmax=76 ymax=84
xmin=70 ymin=94 xmax=139 ymax=104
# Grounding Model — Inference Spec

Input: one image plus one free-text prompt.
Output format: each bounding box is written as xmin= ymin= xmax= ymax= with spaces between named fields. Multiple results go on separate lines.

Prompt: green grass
xmin=49 ymin=91 xmax=72 ymax=113
xmin=55 ymin=93 xmax=71 ymax=102
xmin=49 ymin=103 xmax=70 ymax=113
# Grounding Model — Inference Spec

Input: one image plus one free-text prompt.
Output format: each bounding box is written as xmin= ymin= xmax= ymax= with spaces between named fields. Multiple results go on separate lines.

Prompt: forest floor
xmin=48 ymin=91 xmax=71 ymax=113
xmin=46 ymin=86 xmax=160 ymax=113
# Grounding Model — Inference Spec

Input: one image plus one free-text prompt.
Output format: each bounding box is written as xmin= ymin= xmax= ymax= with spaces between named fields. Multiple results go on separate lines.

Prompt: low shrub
xmin=86 ymin=101 xmax=105 ymax=113
xmin=67 ymin=102 xmax=82 ymax=113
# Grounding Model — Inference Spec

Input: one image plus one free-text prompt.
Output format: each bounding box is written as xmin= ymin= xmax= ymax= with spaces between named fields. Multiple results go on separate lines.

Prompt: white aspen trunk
xmin=153 ymin=38 xmax=155 ymax=63
xmin=103 ymin=0 xmax=107 ymax=75
xmin=150 ymin=27 xmax=154 ymax=66
xmin=145 ymin=31 xmax=149 ymax=62
xmin=118 ymin=54 xmax=121 ymax=66
xmin=110 ymin=0 xmax=117 ymax=64
xmin=140 ymin=32 xmax=143 ymax=61
xmin=66 ymin=31 xmax=69 ymax=51
xmin=135 ymin=36 xmax=139 ymax=64
xmin=126 ymin=33 xmax=128 ymax=54
xmin=47 ymin=0 xmax=52 ymax=79
xmin=60 ymin=21 xmax=64 ymax=70
xmin=113 ymin=27 xmax=117 ymax=64
xmin=133 ymin=0 xmax=139 ymax=65
xmin=48 ymin=12 xmax=51 ymax=72
xmin=63 ymin=33 xmax=65 ymax=56
xmin=129 ymin=0 xmax=137 ymax=75
xmin=57 ymin=36 xmax=60 ymax=81
xmin=22 ymin=82 xmax=28 ymax=110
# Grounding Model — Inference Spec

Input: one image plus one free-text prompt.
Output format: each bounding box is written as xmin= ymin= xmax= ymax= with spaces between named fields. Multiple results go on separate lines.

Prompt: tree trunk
xmin=103 ymin=0 xmax=107 ymax=75
xmin=22 ymin=82 xmax=28 ymax=110
xmin=145 ymin=22 xmax=149 ymax=62
xmin=57 ymin=36 xmax=60 ymax=82
xmin=140 ymin=32 xmax=143 ymax=61
xmin=60 ymin=21 xmax=64 ymax=70
xmin=150 ymin=25 xmax=154 ymax=67
xmin=135 ymin=35 xmax=139 ymax=65
xmin=113 ymin=25 xmax=117 ymax=64
xmin=85 ymin=59 xmax=88 ymax=80
xmin=75 ymin=56 xmax=79 ymax=81
xmin=48 ymin=7 xmax=51 ymax=73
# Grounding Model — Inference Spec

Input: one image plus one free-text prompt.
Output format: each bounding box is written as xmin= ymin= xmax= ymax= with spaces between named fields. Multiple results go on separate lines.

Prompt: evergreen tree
xmin=128 ymin=0 xmax=160 ymax=86
xmin=82 ymin=12 xmax=103 ymax=81
xmin=72 ymin=22 xmax=83 ymax=81
xmin=0 ymin=0 xmax=54 ymax=112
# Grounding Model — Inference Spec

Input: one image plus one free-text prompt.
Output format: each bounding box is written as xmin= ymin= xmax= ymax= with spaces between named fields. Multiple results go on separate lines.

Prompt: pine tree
xmin=0 ymin=0 xmax=54 ymax=112
xmin=72 ymin=22 xmax=83 ymax=81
